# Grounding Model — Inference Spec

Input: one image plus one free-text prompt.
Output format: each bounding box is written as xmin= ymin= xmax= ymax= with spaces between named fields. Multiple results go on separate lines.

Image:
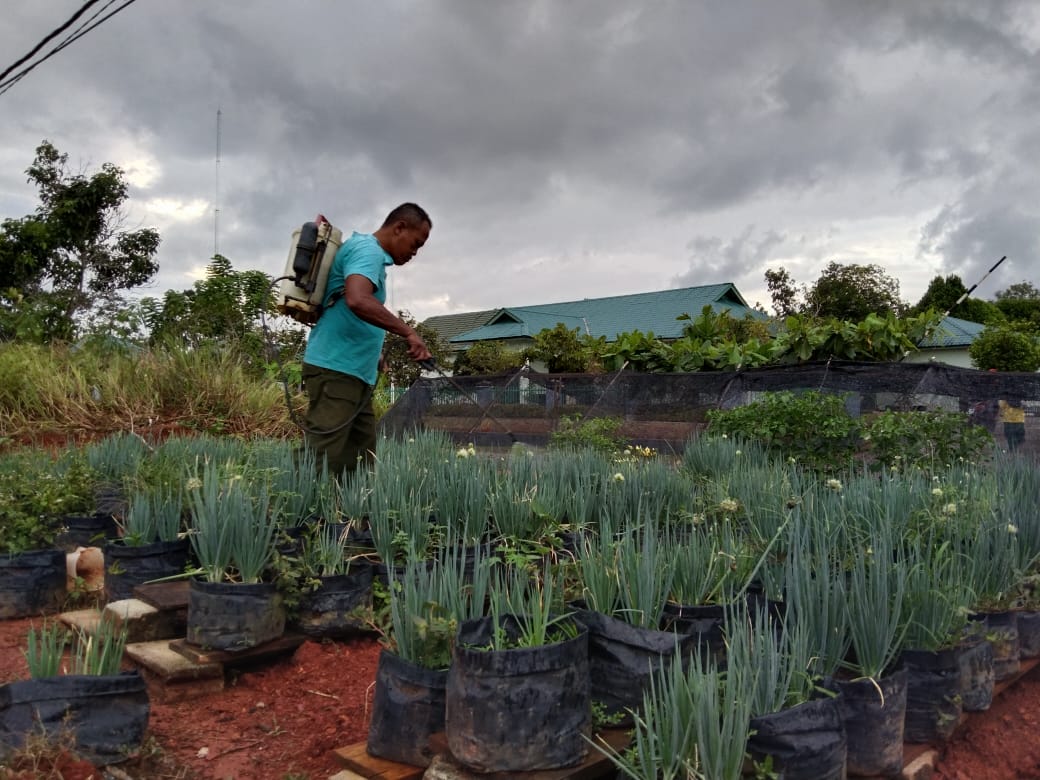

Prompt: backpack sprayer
xmin=274 ymin=215 xmax=344 ymax=325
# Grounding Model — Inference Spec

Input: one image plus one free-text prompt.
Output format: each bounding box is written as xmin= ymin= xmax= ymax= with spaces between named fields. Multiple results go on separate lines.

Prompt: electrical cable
xmin=0 ymin=0 xmax=102 ymax=83
xmin=0 ymin=0 xmax=141 ymax=97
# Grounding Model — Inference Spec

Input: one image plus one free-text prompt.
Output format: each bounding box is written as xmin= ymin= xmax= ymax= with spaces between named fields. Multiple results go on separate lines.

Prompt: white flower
xmin=1007 ymin=524 xmax=1019 ymax=534
xmin=825 ymin=478 xmax=843 ymax=492
xmin=407 ymin=437 xmax=415 ymax=443
xmin=931 ymin=487 xmax=943 ymax=498
xmin=719 ymin=498 xmax=739 ymax=513
xmin=942 ymin=502 xmax=958 ymax=516
xmin=612 ymin=472 xmax=625 ymax=482
xmin=721 ymin=433 xmax=728 ymax=439
xmin=734 ymin=450 xmax=742 ymax=456
xmin=185 ymin=477 xmax=202 ymax=491
xmin=456 ymin=448 xmax=471 ymax=459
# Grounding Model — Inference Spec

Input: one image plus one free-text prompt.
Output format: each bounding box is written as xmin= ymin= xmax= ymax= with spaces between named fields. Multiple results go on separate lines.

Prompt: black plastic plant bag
xmin=366 ymin=649 xmax=447 ymax=767
xmin=0 ymin=672 xmax=149 ymax=764
xmin=446 ymin=614 xmax=589 ymax=773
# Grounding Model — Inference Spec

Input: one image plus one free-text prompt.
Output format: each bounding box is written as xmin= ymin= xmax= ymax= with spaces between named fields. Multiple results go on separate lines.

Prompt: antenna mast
xmin=214 ymin=107 xmax=221 ymax=257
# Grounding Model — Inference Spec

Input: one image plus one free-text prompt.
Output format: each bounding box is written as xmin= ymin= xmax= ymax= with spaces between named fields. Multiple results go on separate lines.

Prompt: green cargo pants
xmin=301 ymin=363 xmax=376 ymax=477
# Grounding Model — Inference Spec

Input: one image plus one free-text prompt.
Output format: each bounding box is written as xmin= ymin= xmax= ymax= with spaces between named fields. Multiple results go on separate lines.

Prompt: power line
xmin=0 ymin=0 xmax=142 ymax=97
xmin=0 ymin=0 xmax=103 ymax=83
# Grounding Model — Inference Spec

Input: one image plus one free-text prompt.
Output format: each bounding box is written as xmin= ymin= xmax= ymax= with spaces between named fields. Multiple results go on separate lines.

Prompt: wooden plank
xmin=168 ymin=632 xmax=306 ymax=666
xmin=334 ymin=729 xmax=629 ymax=780
xmin=133 ymin=579 xmax=191 ymax=611
xmin=332 ymin=741 xmax=424 ymax=780
xmin=428 ymin=729 xmax=628 ymax=779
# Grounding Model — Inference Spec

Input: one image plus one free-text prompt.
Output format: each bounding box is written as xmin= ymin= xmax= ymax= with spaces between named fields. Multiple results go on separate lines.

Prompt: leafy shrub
xmin=549 ymin=415 xmax=626 ymax=453
xmin=706 ymin=390 xmax=858 ymax=472
xmin=968 ymin=326 xmax=1040 ymax=372
xmin=861 ymin=410 xmax=993 ymax=473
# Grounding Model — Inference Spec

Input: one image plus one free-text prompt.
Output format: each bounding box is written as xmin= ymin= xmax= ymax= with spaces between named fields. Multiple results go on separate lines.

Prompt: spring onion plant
xmin=899 ymin=537 xmax=974 ymax=652
xmin=486 ymin=562 xmax=574 ymax=649
xmin=844 ymin=525 xmax=909 ymax=680
xmin=25 ymin=621 xmax=69 ymax=679
xmin=84 ymin=431 xmax=149 ymax=488
xmin=726 ymin=602 xmax=815 ymax=716
xmin=187 ymin=460 xmax=276 ymax=583
xmin=598 ymin=639 xmax=752 ymax=780
xmin=669 ymin=521 xmax=757 ymax=607
xmin=72 ymin=619 xmax=129 ymax=676
xmin=253 ymin=442 xmax=320 ymax=526
xmin=387 ymin=535 xmax=493 ymax=668
xmin=429 ymin=454 xmax=491 ymax=541
xmin=783 ymin=506 xmax=849 ymax=680
xmin=613 ymin=509 xmax=676 ymax=629
xmin=122 ymin=486 xmax=184 ymax=545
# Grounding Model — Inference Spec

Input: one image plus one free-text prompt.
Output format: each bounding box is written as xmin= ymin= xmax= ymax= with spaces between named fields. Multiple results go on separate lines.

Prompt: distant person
xmin=998 ymin=397 xmax=1026 ymax=452
xmin=301 ymin=203 xmax=433 ymax=476
xmin=970 ymin=398 xmax=999 ymax=433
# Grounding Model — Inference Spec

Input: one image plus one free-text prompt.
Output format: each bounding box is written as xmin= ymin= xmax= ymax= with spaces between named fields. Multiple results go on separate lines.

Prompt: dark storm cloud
xmin=2 ymin=0 xmax=1040 ymax=317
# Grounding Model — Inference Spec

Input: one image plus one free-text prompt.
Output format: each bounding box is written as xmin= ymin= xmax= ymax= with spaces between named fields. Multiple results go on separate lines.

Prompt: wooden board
xmin=332 ymin=742 xmax=423 ymax=780
xmin=133 ymin=579 xmax=191 ymax=611
xmin=334 ymin=729 xmax=630 ymax=780
xmin=168 ymin=632 xmax=306 ymax=666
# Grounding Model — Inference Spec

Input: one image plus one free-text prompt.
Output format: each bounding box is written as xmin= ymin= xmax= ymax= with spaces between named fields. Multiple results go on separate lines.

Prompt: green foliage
xmin=969 ymin=325 xmax=1040 ymax=371
xmin=549 ymin=415 xmax=625 ymax=454
xmin=862 ymin=410 xmax=994 ymax=473
xmin=452 ymin=340 xmax=526 ymax=375
xmin=0 ymin=141 xmax=160 ymax=342
xmin=764 ymin=266 xmax=801 ymax=317
xmin=141 ymin=254 xmax=300 ymax=376
xmin=25 ymin=621 xmax=68 ymax=679
xmin=525 ymin=323 xmax=607 ymax=373
xmin=0 ymin=449 xmax=93 ymax=554
xmin=804 ymin=261 xmax=906 ymax=320
xmin=381 ymin=309 xmax=450 ymax=385
xmin=910 ymin=275 xmax=1004 ymax=324
xmin=707 ymin=391 xmax=859 ymax=472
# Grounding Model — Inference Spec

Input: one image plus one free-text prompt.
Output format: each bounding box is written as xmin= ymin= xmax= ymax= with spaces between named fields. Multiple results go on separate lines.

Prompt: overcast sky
xmin=2 ymin=1 xmax=1039 ymax=323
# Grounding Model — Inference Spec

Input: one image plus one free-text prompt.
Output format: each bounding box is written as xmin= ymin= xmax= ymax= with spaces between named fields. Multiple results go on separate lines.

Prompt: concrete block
xmin=103 ymin=598 xmax=184 ymax=642
xmin=902 ymin=748 xmax=937 ymax=780
xmin=125 ymin=639 xmax=223 ymax=682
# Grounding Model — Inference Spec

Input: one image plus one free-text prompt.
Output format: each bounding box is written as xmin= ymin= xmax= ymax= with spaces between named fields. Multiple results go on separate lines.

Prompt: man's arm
xmin=344 ymin=274 xmax=430 ymax=361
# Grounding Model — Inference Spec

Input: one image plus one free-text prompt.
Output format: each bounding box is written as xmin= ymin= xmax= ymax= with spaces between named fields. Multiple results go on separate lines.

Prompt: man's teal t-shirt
xmin=303 ymin=232 xmax=393 ymax=385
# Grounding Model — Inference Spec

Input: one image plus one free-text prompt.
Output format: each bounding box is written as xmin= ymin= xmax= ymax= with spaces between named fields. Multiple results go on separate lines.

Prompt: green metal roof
xmin=421 ymin=309 xmax=497 ymax=343
xmin=917 ymin=316 xmax=986 ymax=348
xmin=445 ymin=283 xmax=764 ymax=344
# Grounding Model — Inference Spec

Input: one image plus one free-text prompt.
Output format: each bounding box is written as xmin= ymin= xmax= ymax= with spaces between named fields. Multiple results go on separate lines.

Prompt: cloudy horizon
xmin=2 ymin=1 xmax=1038 ymax=325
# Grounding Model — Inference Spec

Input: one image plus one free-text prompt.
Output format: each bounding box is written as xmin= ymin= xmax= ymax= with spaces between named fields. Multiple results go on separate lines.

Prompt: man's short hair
xmin=383 ymin=203 xmax=431 ymax=229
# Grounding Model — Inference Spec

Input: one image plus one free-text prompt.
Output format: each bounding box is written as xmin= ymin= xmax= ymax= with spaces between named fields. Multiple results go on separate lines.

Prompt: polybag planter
xmin=186 ymin=579 xmax=285 ymax=651
xmin=445 ymin=614 xmax=589 ymax=773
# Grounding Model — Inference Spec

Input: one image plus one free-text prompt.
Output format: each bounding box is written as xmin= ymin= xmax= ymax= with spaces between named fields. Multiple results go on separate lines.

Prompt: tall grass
xmin=0 ymin=341 xmax=300 ymax=442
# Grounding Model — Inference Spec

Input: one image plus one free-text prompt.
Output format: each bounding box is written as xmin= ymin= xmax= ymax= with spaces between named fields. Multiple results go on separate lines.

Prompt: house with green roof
xmin=902 ymin=315 xmax=987 ymax=369
xmin=422 ymin=283 xmax=765 ymax=366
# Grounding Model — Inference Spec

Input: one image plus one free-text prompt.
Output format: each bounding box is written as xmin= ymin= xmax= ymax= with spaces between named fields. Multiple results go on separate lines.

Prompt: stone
xmin=103 ymin=598 xmax=183 ymax=643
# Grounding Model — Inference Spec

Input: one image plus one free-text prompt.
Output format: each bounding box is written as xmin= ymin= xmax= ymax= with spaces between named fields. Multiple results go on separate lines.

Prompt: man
xmin=301 ymin=203 xmax=433 ymax=475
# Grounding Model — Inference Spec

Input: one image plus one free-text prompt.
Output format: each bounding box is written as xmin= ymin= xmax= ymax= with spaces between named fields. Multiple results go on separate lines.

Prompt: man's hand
xmin=406 ymin=330 xmax=432 ymax=363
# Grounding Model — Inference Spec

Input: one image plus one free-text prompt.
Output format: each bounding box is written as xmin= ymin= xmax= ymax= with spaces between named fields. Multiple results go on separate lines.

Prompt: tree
xmin=0 ymin=141 xmax=160 ymax=341
xmin=452 ymin=340 xmax=525 ymax=376
xmin=524 ymin=323 xmax=606 ymax=373
xmin=968 ymin=326 xmax=1040 ymax=372
xmin=381 ymin=310 xmax=450 ymax=386
xmin=910 ymin=274 xmax=1004 ymax=324
xmin=992 ymin=281 xmax=1040 ymax=331
xmin=804 ymin=262 xmax=905 ymax=321
xmin=140 ymin=255 xmax=300 ymax=375
xmin=994 ymin=281 xmax=1040 ymax=301
xmin=764 ymin=267 xmax=801 ymax=317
